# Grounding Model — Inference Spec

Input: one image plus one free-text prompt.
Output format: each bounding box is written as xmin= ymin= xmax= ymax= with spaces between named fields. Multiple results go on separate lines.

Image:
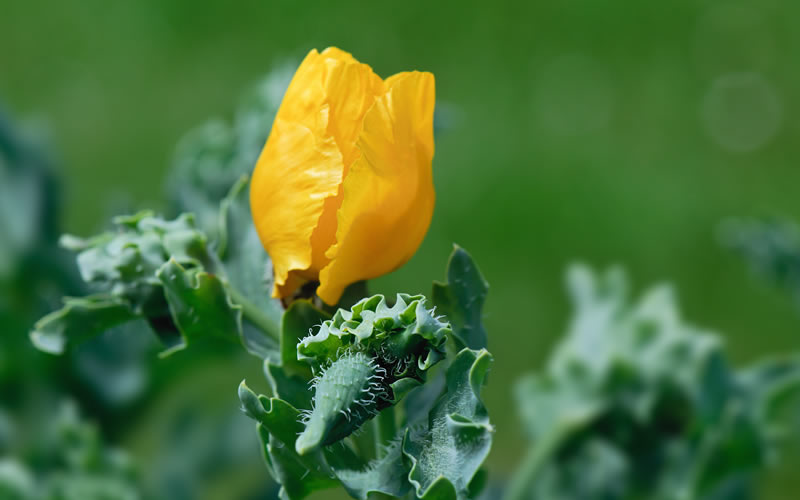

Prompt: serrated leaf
xmin=157 ymin=259 xmax=242 ymax=355
xmin=30 ymin=296 xmax=136 ymax=354
xmin=404 ymin=348 xmax=493 ymax=500
xmin=432 ymin=246 xmax=488 ymax=351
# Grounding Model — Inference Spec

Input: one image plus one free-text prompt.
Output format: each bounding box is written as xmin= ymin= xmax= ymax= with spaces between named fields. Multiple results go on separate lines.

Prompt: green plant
xmin=720 ymin=217 xmax=800 ymax=308
xmin=505 ymin=265 xmax=800 ymax=500
xmin=30 ymin=149 xmax=495 ymax=500
xmin=0 ymin=402 xmax=140 ymax=500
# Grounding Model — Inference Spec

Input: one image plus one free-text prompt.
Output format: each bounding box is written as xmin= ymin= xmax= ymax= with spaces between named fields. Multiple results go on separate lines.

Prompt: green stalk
xmin=350 ymin=420 xmax=377 ymax=462
xmin=503 ymin=424 xmax=575 ymax=500
xmin=227 ymin=286 xmax=281 ymax=341
xmin=374 ymin=406 xmax=397 ymax=457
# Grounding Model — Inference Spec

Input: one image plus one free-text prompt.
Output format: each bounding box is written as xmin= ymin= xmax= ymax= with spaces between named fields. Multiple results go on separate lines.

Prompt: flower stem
xmin=227 ymin=286 xmax=281 ymax=342
xmin=351 ymin=421 xmax=377 ymax=462
xmin=374 ymin=406 xmax=397 ymax=457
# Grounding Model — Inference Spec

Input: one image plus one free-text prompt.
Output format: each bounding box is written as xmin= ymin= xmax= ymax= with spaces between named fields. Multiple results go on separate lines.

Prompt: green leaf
xmin=265 ymin=430 xmax=338 ymax=500
xmin=217 ymin=175 xmax=283 ymax=320
xmin=238 ymin=381 xmax=338 ymax=500
xmin=0 ymin=111 xmax=61 ymax=282
xmin=157 ymin=258 xmax=242 ymax=355
xmin=404 ymin=368 xmax=446 ymax=426
xmin=30 ymin=296 xmax=137 ymax=354
xmin=58 ymin=211 xmax=212 ymax=319
xmin=508 ymin=265 xmax=795 ymax=500
xmin=0 ymin=460 xmax=34 ymax=500
xmin=5 ymin=402 xmax=142 ymax=500
xmin=432 ymin=245 xmax=488 ymax=351
xmin=264 ymin=361 xmax=313 ymax=411
xmin=719 ymin=216 xmax=800 ymax=305
xmin=738 ymin=354 xmax=800 ymax=424
xmin=404 ymin=348 xmax=494 ymax=500
xmin=216 ymin=175 xmax=282 ymax=357
xmin=334 ymin=439 xmax=411 ymax=500
xmin=31 ymin=204 xmax=282 ymax=359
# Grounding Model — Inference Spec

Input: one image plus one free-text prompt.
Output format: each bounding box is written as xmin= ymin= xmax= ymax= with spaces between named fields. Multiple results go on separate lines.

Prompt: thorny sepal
xmin=294 ymin=294 xmax=450 ymax=454
xmin=297 ymin=293 xmax=450 ymax=374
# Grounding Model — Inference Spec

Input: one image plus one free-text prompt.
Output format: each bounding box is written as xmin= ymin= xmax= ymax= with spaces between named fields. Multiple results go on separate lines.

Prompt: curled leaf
xmin=404 ymin=348 xmax=494 ymax=500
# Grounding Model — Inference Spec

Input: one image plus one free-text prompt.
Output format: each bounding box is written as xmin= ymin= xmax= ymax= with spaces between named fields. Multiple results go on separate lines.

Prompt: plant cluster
xmin=0 ymin=403 xmax=138 ymax=500
xmin=506 ymin=265 xmax=800 ymax=500
xmin=11 ymin=51 xmax=800 ymax=500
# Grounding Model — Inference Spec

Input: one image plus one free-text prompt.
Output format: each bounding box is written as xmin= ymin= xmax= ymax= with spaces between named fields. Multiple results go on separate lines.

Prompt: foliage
xmin=30 ymin=177 xmax=282 ymax=359
xmin=29 ymin=67 xmax=297 ymax=362
xmin=505 ymin=265 xmax=800 ymax=500
xmin=0 ymin=110 xmax=81 ymax=387
xmin=0 ymin=110 xmax=60 ymax=284
xmin=13 ymin=72 xmax=293 ymax=500
xmin=432 ymin=245 xmax=489 ymax=351
xmin=239 ymin=247 xmax=494 ymax=500
xmin=720 ymin=217 xmax=800 ymax=307
xmin=0 ymin=402 xmax=140 ymax=500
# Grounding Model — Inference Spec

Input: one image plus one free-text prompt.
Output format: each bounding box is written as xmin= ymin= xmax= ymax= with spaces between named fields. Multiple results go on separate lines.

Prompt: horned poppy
xmin=250 ymin=47 xmax=435 ymax=305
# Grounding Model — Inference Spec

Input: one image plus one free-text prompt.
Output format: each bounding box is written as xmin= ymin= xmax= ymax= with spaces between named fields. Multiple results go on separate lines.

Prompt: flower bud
xmin=250 ymin=47 xmax=436 ymax=305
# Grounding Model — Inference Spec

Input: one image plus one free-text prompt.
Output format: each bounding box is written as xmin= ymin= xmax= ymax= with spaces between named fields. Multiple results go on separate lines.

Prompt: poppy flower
xmin=250 ymin=47 xmax=435 ymax=305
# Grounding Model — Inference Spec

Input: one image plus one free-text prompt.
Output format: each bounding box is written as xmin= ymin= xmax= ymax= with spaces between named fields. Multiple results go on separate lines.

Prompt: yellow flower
xmin=249 ymin=47 xmax=436 ymax=305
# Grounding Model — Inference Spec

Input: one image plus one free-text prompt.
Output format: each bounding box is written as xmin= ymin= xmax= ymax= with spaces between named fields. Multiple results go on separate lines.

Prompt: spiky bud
xmin=295 ymin=294 xmax=449 ymax=454
xmin=296 ymin=351 xmax=385 ymax=454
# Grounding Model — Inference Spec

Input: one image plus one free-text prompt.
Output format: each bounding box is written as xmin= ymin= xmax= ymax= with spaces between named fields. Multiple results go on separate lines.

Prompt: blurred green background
xmin=2 ymin=0 xmax=800 ymax=498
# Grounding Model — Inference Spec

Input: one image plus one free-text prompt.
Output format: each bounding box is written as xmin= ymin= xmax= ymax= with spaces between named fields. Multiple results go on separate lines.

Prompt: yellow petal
xmin=307 ymin=53 xmax=385 ymax=279
xmin=317 ymin=71 xmax=436 ymax=304
xmin=250 ymin=48 xmax=384 ymax=298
